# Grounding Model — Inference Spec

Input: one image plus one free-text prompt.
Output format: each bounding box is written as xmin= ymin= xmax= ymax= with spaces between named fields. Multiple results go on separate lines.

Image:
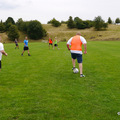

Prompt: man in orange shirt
xmin=67 ymin=32 xmax=87 ymax=77
xmin=48 ymin=37 xmax=53 ymax=49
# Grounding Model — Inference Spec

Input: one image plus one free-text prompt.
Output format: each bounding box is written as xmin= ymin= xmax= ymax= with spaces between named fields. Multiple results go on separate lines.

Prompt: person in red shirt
xmin=48 ymin=37 xmax=53 ymax=49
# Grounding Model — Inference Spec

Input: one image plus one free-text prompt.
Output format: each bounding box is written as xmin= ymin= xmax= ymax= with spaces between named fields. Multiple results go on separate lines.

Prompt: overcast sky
xmin=0 ymin=0 xmax=120 ymax=23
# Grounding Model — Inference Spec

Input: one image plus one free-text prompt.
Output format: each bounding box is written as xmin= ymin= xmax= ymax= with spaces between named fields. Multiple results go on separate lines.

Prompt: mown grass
xmin=0 ymin=41 xmax=120 ymax=120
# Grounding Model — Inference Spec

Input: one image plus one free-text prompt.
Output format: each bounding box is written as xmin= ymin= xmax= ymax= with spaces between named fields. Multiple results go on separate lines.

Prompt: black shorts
xmin=16 ymin=44 xmax=18 ymax=46
xmin=24 ymin=47 xmax=29 ymax=50
xmin=54 ymin=44 xmax=58 ymax=46
xmin=71 ymin=53 xmax=83 ymax=63
xmin=0 ymin=61 xmax=1 ymax=69
xmin=49 ymin=43 xmax=52 ymax=45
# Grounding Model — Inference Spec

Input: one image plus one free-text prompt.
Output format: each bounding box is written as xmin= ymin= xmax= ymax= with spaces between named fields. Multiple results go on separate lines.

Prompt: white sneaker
xmin=80 ymin=74 xmax=85 ymax=78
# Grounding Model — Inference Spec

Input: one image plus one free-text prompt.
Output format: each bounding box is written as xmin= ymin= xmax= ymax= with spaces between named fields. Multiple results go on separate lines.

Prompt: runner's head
xmin=25 ymin=36 xmax=28 ymax=40
xmin=76 ymin=32 xmax=81 ymax=36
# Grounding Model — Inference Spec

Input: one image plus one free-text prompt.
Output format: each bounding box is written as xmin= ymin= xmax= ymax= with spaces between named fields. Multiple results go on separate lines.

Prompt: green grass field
xmin=0 ymin=41 xmax=120 ymax=120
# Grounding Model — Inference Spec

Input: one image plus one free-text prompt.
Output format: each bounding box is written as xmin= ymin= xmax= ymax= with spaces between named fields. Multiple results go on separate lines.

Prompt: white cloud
xmin=0 ymin=0 xmax=120 ymax=23
xmin=0 ymin=0 xmax=32 ymax=10
xmin=0 ymin=1 xmax=18 ymax=10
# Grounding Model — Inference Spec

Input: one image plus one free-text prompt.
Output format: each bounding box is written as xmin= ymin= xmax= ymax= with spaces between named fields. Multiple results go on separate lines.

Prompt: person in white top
xmin=67 ymin=32 xmax=87 ymax=77
xmin=0 ymin=36 xmax=8 ymax=71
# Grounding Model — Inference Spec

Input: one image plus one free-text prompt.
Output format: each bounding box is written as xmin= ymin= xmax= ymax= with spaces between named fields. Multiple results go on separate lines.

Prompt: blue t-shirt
xmin=24 ymin=40 xmax=28 ymax=47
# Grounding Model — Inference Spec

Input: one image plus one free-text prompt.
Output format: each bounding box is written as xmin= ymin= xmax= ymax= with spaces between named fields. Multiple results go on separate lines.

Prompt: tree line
xmin=0 ymin=17 xmax=47 ymax=41
xmin=0 ymin=16 xmax=119 ymax=41
xmin=48 ymin=16 xmax=120 ymax=30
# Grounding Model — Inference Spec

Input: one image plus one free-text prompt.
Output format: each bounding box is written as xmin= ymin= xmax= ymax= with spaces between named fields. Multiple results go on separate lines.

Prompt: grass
xmin=0 ymin=41 xmax=120 ymax=120
xmin=2 ymin=24 xmax=120 ymax=44
xmin=42 ymin=24 xmax=120 ymax=42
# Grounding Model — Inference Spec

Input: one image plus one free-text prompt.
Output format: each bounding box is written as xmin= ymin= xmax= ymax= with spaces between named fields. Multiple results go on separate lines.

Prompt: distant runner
xmin=48 ymin=37 xmax=53 ymax=49
xmin=21 ymin=37 xmax=31 ymax=56
xmin=53 ymin=37 xmax=59 ymax=49
xmin=14 ymin=38 xmax=19 ymax=49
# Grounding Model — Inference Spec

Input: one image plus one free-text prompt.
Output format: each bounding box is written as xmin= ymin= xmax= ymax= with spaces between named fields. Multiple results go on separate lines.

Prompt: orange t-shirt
xmin=49 ymin=39 xmax=52 ymax=44
xmin=71 ymin=35 xmax=82 ymax=51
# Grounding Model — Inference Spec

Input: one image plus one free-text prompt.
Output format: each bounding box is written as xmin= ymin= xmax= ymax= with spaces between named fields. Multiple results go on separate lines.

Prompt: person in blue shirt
xmin=21 ymin=37 xmax=31 ymax=56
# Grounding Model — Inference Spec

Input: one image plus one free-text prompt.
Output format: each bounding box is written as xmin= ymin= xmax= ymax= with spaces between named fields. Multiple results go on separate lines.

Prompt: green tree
xmin=16 ymin=18 xmax=24 ymax=31
xmin=8 ymin=25 xmax=19 ymax=41
xmin=74 ymin=17 xmax=93 ymax=29
xmin=108 ymin=17 xmax=112 ymax=24
xmin=93 ymin=16 xmax=107 ymax=30
xmin=83 ymin=20 xmax=93 ymax=28
xmin=103 ymin=23 xmax=108 ymax=29
xmin=5 ymin=17 xmax=15 ymax=31
xmin=27 ymin=20 xmax=47 ymax=40
xmin=0 ymin=21 xmax=5 ymax=33
xmin=5 ymin=17 xmax=15 ymax=25
xmin=49 ymin=18 xmax=61 ymax=27
xmin=17 ymin=19 xmax=29 ymax=33
xmin=67 ymin=16 xmax=75 ymax=29
xmin=22 ymin=22 xmax=29 ymax=33
xmin=115 ymin=18 xmax=120 ymax=24
xmin=74 ymin=17 xmax=86 ymax=29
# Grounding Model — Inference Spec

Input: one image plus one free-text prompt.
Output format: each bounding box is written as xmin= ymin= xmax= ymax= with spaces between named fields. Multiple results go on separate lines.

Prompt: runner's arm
xmin=66 ymin=44 xmax=71 ymax=51
xmin=24 ymin=43 xmax=27 ymax=47
xmin=66 ymin=38 xmax=72 ymax=51
xmin=1 ymin=50 xmax=7 ymax=56
xmin=83 ymin=43 xmax=87 ymax=54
